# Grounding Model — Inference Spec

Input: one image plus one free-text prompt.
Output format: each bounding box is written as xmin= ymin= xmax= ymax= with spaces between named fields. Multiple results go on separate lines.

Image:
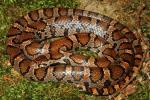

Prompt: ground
xmin=0 ymin=0 xmax=149 ymax=100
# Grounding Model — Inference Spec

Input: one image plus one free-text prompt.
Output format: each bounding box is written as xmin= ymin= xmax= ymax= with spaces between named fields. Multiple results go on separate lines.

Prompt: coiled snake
xmin=6 ymin=8 xmax=144 ymax=96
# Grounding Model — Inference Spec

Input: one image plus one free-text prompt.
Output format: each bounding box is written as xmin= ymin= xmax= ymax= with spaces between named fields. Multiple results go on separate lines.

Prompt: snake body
xmin=6 ymin=8 xmax=144 ymax=96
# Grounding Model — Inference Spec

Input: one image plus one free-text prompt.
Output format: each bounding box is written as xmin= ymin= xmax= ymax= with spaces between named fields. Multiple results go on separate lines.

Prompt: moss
xmin=128 ymin=82 xmax=150 ymax=100
xmin=0 ymin=79 xmax=81 ymax=100
xmin=0 ymin=0 xmax=149 ymax=100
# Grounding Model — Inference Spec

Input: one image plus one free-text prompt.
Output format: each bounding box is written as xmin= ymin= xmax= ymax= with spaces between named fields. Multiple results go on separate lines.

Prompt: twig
xmin=136 ymin=3 xmax=145 ymax=35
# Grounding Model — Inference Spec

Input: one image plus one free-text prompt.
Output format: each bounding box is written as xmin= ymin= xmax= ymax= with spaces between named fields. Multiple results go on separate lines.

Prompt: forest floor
xmin=0 ymin=0 xmax=149 ymax=100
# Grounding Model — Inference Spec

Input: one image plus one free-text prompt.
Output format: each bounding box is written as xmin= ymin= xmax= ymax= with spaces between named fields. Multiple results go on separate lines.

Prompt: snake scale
xmin=6 ymin=8 xmax=144 ymax=96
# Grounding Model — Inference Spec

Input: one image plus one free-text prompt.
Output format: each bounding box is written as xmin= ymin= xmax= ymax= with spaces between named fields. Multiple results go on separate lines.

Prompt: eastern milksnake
xmin=6 ymin=8 xmax=144 ymax=96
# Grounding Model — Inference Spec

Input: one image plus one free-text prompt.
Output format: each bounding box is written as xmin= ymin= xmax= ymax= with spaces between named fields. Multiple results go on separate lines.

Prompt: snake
xmin=6 ymin=8 xmax=144 ymax=96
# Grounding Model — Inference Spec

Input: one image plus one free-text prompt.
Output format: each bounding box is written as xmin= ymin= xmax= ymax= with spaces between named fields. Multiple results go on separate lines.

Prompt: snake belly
xmin=6 ymin=8 xmax=144 ymax=96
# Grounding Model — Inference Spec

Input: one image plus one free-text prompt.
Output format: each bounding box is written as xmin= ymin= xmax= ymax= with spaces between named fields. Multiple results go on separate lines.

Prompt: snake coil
xmin=6 ymin=8 xmax=144 ymax=96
